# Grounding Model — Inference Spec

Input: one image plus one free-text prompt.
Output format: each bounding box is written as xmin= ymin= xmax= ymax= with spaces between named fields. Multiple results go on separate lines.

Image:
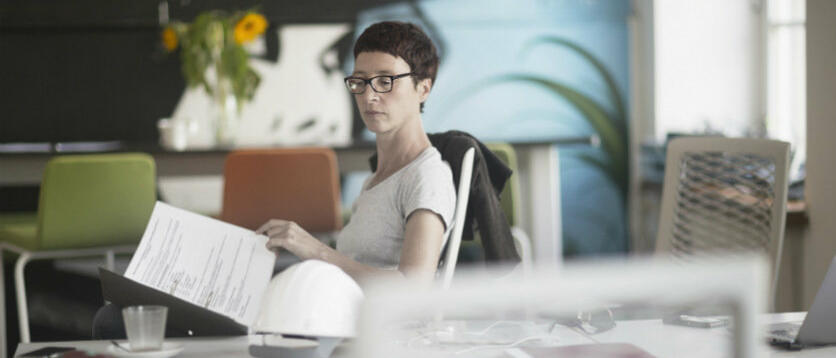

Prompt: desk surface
xmin=14 ymin=336 xmax=250 ymax=358
xmin=14 ymin=313 xmax=836 ymax=358
xmin=0 ymin=137 xmax=594 ymax=155
xmin=0 ymin=137 xmax=590 ymax=183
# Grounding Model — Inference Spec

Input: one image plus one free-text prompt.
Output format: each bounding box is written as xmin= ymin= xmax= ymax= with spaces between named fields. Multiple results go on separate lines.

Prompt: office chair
xmin=485 ymin=142 xmax=533 ymax=277
xmin=220 ymin=147 xmax=342 ymax=233
xmin=0 ymin=153 xmax=156 ymax=347
xmin=655 ymin=137 xmax=790 ymax=306
xmin=438 ymin=147 xmax=475 ymax=290
xmin=457 ymin=143 xmax=533 ymax=278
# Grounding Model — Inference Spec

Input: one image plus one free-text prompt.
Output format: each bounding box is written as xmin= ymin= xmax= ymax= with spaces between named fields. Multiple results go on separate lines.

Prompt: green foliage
xmin=521 ymin=37 xmax=627 ymax=133
xmin=167 ymin=10 xmax=263 ymax=106
xmin=447 ymin=36 xmax=629 ymax=196
xmin=519 ymin=36 xmax=628 ymax=196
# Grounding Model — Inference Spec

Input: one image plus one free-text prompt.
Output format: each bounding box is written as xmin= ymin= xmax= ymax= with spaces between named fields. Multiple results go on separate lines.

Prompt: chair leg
xmin=510 ymin=227 xmax=533 ymax=279
xmin=14 ymin=253 xmax=32 ymax=343
xmin=106 ymin=250 xmax=115 ymax=271
xmin=0 ymin=247 xmax=6 ymax=358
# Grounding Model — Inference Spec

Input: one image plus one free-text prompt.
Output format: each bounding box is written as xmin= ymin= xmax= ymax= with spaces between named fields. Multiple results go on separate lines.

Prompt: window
xmin=654 ymin=0 xmax=764 ymax=141
xmin=653 ymin=0 xmax=805 ymax=179
xmin=767 ymin=0 xmax=806 ymax=181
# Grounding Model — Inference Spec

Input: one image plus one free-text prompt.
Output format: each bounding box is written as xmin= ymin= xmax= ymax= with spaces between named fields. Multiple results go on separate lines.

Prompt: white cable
xmin=466 ymin=320 xmax=524 ymax=336
xmin=405 ymin=331 xmax=438 ymax=349
xmin=569 ymin=326 xmax=600 ymax=343
xmin=453 ymin=335 xmax=555 ymax=355
xmin=405 ymin=320 xmax=542 ymax=351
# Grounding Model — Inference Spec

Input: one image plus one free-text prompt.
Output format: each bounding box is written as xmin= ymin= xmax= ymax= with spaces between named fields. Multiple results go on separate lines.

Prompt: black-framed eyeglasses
xmin=344 ymin=73 xmax=413 ymax=94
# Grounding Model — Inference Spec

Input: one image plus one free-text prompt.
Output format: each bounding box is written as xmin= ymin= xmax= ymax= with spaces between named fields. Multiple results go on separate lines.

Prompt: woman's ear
xmin=418 ymin=78 xmax=432 ymax=102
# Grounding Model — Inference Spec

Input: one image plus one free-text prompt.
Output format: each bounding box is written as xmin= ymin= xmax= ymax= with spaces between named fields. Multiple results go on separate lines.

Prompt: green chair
xmin=458 ymin=143 xmax=532 ymax=275
xmin=486 ymin=143 xmax=532 ymax=276
xmin=487 ymin=143 xmax=521 ymax=226
xmin=0 ymin=153 xmax=156 ymax=346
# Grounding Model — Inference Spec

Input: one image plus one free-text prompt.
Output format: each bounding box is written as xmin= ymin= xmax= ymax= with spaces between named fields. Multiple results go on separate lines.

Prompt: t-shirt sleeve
xmin=401 ymin=161 xmax=457 ymax=231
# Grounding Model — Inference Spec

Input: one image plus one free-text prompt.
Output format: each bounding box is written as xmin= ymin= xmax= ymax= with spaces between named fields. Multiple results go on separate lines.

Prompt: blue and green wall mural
xmin=350 ymin=0 xmax=631 ymax=255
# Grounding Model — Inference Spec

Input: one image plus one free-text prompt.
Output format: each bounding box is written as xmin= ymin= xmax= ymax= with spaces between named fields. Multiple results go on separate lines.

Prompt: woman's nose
xmin=359 ymin=86 xmax=380 ymax=102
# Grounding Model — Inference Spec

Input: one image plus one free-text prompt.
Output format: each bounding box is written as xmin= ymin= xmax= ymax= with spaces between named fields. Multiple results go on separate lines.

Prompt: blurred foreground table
xmin=14 ymin=313 xmax=836 ymax=358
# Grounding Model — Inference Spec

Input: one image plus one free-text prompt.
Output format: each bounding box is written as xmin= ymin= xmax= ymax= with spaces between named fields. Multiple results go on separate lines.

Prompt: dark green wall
xmin=0 ymin=0 xmax=396 ymax=143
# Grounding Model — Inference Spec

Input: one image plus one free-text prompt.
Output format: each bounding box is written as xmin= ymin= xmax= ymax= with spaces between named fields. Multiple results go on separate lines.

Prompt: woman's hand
xmin=256 ymin=219 xmax=333 ymax=260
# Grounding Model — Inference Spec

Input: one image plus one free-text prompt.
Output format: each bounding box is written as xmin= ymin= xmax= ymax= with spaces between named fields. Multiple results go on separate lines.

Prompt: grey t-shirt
xmin=336 ymin=147 xmax=456 ymax=269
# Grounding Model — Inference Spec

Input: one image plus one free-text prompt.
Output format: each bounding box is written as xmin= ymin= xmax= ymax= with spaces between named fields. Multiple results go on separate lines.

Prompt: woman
xmin=256 ymin=21 xmax=456 ymax=288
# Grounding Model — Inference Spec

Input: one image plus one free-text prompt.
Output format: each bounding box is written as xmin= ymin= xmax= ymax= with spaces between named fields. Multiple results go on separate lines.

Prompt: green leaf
xmin=441 ymin=74 xmax=628 ymax=196
xmin=576 ymin=153 xmax=621 ymax=190
xmin=439 ymin=37 xmax=631 ymax=197
xmin=521 ymin=36 xmax=627 ymax=134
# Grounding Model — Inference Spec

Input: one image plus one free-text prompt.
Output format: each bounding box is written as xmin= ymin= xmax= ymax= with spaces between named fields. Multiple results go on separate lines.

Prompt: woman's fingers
xmin=259 ymin=220 xmax=321 ymax=260
xmin=255 ymin=219 xmax=287 ymax=235
xmin=265 ymin=221 xmax=304 ymax=238
xmin=265 ymin=237 xmax=285 ymax=252
xmin=265 ymin=223 xmax=293 ymax=238
xmin=262 ymin=220 xmax=300 ymax=253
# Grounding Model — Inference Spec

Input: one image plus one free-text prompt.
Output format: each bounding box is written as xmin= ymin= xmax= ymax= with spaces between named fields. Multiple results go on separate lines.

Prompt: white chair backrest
xmin=438 ymin=147 xmax=476 ymax=290
xmin=656 ymin=137 xmax=790 ymax=299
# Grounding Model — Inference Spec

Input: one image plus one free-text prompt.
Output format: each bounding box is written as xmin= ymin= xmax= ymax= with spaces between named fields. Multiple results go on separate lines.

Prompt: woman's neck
xmin=373 ymin=117 xmax=431 ymax=178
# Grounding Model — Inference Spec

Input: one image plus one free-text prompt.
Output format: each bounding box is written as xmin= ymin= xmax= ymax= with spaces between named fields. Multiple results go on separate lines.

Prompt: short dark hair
xmin=353 ymin=21 xmax=439 ymax=112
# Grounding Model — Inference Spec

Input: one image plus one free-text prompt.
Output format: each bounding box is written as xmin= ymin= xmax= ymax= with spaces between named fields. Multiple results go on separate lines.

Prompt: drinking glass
xmin=122 ymin=305 xmax=168 ymax=351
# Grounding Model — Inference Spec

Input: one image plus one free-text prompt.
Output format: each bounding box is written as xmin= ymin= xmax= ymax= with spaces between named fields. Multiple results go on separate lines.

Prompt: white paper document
xmin=125 ymin=201 xmax=276 ymax=327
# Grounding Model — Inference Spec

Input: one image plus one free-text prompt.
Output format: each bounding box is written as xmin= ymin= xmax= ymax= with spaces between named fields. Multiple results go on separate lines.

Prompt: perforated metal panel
xmin=670 ymin=151 xmax=777 ymax=258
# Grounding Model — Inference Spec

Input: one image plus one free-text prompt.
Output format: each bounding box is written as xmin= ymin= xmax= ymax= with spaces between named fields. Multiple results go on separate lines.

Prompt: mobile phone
xmin=17 ymin=346 xmax=76 ymax=357
xmin=662 ymin=314 xmax=729 ymax=328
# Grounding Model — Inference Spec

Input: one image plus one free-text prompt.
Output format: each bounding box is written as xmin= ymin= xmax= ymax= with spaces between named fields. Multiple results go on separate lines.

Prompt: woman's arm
xmin=396 ymin=209 xmax=447 ymax=286
xmin=257 ymin=209 xmax=446 ymax=287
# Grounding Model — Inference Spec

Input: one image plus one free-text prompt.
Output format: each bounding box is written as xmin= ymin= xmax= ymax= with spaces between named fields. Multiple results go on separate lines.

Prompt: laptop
xmin=767 ymin=256 xmax=836 ymax=349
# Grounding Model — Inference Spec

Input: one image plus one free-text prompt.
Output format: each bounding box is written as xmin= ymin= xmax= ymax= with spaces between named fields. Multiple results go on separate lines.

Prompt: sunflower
xmin=161 ymin=27 xmax=178 ymax=52
xmin=234 ymin=13 xmax=268 ymax=44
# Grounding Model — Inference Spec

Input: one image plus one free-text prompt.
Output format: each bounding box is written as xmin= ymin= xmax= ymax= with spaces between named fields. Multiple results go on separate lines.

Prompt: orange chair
xmin=220 ymin=147 xmax=342 ymax=233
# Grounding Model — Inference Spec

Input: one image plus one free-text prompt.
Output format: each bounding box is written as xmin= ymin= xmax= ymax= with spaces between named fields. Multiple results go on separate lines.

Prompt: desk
xmin=1 ymin=139 xmax=589 ymax=268
xmin=13 ymin=313 xmax=836 ymax=358
xmin=588 ymin=312 xmax=834 ymax=358
xmin=14 ymin=336 xmax=252 ymax=358
xmin=596 ymin=312 xmax=836 ymax=357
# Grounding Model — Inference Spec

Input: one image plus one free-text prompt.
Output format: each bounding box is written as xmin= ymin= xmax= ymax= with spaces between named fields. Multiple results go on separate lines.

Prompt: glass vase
xmin=212 ymin=77 xmax=239 ymax=147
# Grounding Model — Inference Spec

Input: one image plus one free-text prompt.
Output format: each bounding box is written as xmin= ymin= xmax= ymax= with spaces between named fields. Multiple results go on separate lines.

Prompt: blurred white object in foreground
xmin=249 ymin=260 xmax=364 ymax=358
xmin=352 ymin=256 xmax=769 ymax=358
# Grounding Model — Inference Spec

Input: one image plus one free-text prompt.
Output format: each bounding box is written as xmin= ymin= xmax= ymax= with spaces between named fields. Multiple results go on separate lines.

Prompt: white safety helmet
xmin=249 ymin=260 xmax=364 ymax=358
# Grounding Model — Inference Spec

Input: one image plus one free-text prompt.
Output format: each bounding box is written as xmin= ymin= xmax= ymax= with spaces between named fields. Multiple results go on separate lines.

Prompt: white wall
xmin=169 ymin=24 xmax=353 ymax=149
xmin=802 ymin=0 xmax=836 ymax=308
